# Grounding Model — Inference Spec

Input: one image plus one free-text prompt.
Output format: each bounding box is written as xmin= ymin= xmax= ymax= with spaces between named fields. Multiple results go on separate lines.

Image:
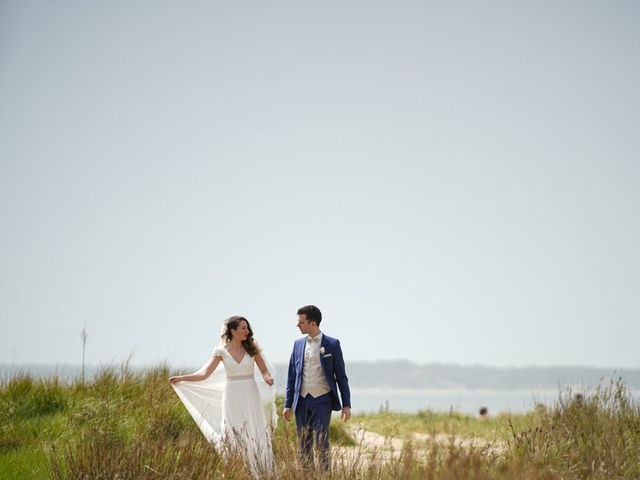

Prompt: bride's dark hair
xmin=222 ymin=316 xmax=260 ymax=357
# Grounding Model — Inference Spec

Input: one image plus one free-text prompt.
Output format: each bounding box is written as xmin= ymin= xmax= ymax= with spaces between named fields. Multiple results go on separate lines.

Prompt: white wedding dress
xmin=171 ymin=346 xmax=277 ymax=476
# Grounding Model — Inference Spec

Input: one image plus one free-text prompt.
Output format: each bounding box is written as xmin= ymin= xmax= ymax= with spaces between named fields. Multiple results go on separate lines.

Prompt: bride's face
xmin=232 ymin=320 xmax=250 ymax=341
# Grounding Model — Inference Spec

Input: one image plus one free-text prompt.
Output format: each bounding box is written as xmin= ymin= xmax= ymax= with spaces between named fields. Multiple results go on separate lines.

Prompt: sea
xmin=346 ymin=387 xmax=562 ymax=415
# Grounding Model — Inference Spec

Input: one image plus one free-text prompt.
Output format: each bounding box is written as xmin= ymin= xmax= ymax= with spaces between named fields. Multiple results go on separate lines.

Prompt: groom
xmin=282 ymin=305 xmax=351 ymax=470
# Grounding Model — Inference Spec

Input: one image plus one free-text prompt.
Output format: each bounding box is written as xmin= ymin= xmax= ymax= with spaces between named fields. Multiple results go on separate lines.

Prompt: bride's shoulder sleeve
xmin=212 ymin=346 xmax=225 ymax=358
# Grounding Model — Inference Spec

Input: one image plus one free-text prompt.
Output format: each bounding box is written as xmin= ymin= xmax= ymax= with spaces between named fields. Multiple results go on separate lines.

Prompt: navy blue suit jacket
xmin=285 ymin=333 xmax=351 ymax=413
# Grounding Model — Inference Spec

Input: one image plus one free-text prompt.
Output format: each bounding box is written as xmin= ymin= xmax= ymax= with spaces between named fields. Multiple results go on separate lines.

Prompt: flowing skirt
xmin=221 ymin=375 xmax=275 ymax=474
xmin=172 ymin=362 xmax=277 ymax=477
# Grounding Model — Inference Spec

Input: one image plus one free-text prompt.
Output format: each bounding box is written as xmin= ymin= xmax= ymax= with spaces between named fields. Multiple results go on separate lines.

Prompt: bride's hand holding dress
xmin=169 ymin=356 xmax=221 ymax=384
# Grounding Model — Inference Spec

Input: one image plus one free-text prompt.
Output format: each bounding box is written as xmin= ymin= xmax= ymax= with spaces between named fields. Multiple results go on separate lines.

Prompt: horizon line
xmin=1 ymin=360 xmax=638 ymax=371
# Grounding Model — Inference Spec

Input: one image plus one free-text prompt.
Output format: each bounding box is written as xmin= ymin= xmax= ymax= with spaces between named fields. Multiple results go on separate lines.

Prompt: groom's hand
xmin=341 ymin=407 xmax=351 ymax=422
xmin=282 ymin=408 xmax=291 ymax=421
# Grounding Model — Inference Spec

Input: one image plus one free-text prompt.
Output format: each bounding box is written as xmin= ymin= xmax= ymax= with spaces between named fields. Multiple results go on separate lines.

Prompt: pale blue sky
xmin=1 ymin=1 xmax=639 ymax=368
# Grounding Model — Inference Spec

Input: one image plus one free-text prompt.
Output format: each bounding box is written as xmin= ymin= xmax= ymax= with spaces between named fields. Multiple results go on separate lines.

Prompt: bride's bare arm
xmin=169 ymin=356 xmax=221 ymax=383
xmin=254 ymin=353 xmax=274 ymax=386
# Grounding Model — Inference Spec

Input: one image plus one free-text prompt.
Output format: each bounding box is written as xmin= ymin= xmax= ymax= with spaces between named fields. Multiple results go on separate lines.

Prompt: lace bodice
xmin=213 ymin=347 xmax=255 ymax=378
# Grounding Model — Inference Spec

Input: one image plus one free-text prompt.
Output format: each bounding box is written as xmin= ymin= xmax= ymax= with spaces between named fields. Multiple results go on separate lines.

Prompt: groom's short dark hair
xmin=297 ymin=305 xmax=322 ymax=326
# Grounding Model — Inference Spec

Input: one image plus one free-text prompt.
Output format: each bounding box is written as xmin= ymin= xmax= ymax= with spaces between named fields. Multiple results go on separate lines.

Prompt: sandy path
xmin=340 ymin=424 xmax=506 ymax=459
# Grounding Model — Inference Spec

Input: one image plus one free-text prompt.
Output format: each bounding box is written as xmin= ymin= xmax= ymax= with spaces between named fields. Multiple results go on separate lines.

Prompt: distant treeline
xmin=4 ymin=361 xmax=638 ymax=390
xmin=328 ymin=360 xmax=640 ymax=389
xmin=276 ymin=360 xmax=640 ymax=390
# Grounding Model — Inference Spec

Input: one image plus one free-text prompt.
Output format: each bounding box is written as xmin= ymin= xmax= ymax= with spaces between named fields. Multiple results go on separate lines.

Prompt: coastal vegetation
xmin=1 ymin=365 xmax=638 ymax=479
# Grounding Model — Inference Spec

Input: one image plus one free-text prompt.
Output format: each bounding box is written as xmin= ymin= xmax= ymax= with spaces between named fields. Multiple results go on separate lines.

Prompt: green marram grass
xmin=355 ymin=408 xmax=533 ymax=442
xmin=1 ymin=365 xmax=639 ymax=479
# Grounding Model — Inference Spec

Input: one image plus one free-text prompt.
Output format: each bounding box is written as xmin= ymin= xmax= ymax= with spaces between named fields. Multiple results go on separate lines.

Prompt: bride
xmin=169 ymin=316 xmax=277 ymax=475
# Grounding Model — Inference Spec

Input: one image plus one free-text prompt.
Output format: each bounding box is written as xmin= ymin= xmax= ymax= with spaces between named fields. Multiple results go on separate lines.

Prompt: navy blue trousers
xmin=295 ymin=393 xmax=332 ymax=470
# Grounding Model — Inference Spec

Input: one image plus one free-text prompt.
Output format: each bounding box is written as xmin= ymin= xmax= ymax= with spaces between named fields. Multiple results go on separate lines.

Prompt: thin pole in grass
xmin=80 ymin=324 xmax=88 ymax=384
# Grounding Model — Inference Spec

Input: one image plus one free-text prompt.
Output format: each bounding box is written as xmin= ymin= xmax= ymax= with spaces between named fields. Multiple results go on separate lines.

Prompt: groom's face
xmin=297 ymin=314 xmax=312 ymax=334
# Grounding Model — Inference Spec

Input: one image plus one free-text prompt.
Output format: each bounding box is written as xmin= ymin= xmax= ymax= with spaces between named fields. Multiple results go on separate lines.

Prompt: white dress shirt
xmin=300 ymin=332 xmax=331 ymax=398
